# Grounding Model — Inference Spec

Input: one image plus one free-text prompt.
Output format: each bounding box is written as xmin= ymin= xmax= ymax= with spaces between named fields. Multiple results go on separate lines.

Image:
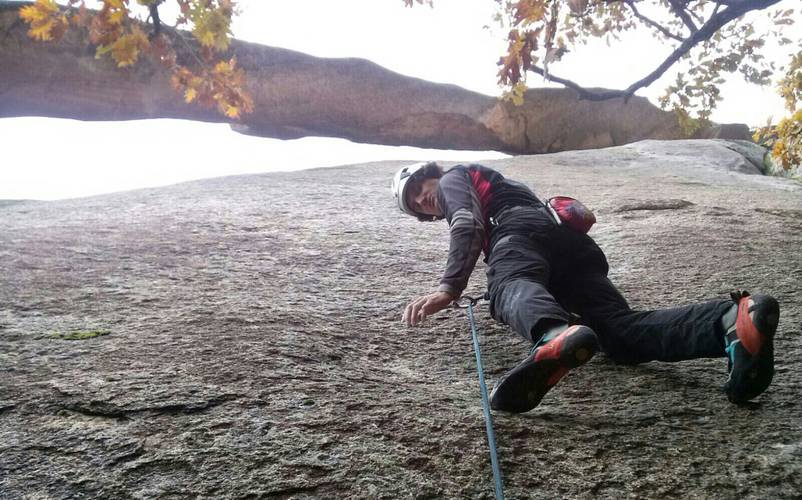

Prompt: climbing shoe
xmin=723 ymin=291 xmax=780 ymax=404
xmin=490 ymin=325 xmax=598 ymax=413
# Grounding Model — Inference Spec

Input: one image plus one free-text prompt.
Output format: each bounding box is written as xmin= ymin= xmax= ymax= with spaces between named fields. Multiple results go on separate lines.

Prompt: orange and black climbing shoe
xmin=490 ymin=325 xmax=598 ymax=413
xmin=723 ymin=291 xmax=780 ymax=404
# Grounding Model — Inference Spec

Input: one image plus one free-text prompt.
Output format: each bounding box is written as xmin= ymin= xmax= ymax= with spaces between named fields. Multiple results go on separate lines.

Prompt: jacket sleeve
xmin=436 ymin=169 xmax=486 ymax=298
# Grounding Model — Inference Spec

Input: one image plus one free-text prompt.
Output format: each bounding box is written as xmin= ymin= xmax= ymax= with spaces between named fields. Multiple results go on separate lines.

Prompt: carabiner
xmin=454 ymin=295 xmax=481 ymax=309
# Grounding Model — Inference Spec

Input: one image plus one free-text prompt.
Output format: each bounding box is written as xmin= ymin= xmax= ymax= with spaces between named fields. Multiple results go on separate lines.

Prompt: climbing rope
xmin=455 ymin=295 xmax=504 ymax=500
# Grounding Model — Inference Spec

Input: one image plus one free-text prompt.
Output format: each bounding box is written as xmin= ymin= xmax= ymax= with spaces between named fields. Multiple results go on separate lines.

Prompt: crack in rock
xmin=61 ymin=394 xmax=239 ymax=418
xmin=615 ymin=199 xmax=694 ymax=212
xmin=107 ymin=441 xmax=147 ymax=466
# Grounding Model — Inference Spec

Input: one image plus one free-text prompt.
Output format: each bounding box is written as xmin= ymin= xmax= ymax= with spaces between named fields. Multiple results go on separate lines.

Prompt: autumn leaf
xmin=28 ymin=17 xmax=56 ymax=41
xmin=19 ymin=0 xmax=68 ymax=42
xmin=170 ymin=66 xmax=195 ymax=92
xmin=183 ymin=87 xmax=197 ymax=103
xmin=70 ymin=3 xmax=91 ymax=28
xmin=514 ymin=0 xmax=547 ymax=25
xmin=222 ymin=104 xmax=240 ymax=119
xmin=110 ymin=28 xmax=149 ymax=67
xmin=19 ymin=0 xmax=249 ymax=120
xmin=108 ymin=9 xmax=125 ymax=24
xmin=170 ymin=59 xmax=251 ymax=119
xmin=501 ymin=81 xmax=528 ymax=106
xmin=211 ymin=58 xmax=253 ymax=119
xmin=104 ymin=0 xmax=128 ymax=25
xmin=770 ymin=109 xmax=802 ymax=170
xmin=18 ymin=0 xmax=58 ymax=22
xmin=171 ymin=59 xmax=253 ymax=119
xmin=213 ymin=59 xmax=235 ymax=76
xmin=89 ymin=1 xmax=125 ymax=46
xmin=191 ymin=5 xmax=231 ymax=51
xmin=111 ymin=40 xmax=136 ymax=66
xmin=147 ymin=34 xmax=177 ymax=68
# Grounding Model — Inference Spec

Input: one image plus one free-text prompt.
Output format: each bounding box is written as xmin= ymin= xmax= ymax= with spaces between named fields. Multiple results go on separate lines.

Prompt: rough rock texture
xmin=1 ymin=139 xmax=800 ymax=499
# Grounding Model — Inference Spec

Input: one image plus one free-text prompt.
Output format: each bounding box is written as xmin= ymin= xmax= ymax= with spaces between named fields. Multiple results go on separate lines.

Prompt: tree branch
xmin=686 ymin=1 xmax=707 ymax=24
xmin=148 ymin=3 xmax=161 ymax=39
xmin=1 ymin=2 xmax=750 ymax=153
xmin=713 ymin=0 xmax=750 ymax=5
xmin=530 ymin=0 xmax=783 ymax=101
xmin=668 ymin=0 xmax=699 ymax=33
xmin=624 ymin=0 xmax=685 ymax=42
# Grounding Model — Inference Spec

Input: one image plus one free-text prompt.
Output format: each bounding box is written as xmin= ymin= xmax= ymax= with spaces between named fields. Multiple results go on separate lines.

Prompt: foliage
xmin=752 ymin=51 xmax=802 ymax=171
xmin=771 ymin=111 xmax=802 ymax=170
xmin=778 ymin=52 xmax=802 ymax=112
xmin=18 ymin=0 xmax=252 ymax=119
xmin=754 ymin=109 xmax=802 ymax=172
xmin=415 ymin=0 xmax=802 ymax=169
xmin=489 ymin=1 xmax=793 ymax=117
xmin=19 ymin=0 xmax=67 ymax=40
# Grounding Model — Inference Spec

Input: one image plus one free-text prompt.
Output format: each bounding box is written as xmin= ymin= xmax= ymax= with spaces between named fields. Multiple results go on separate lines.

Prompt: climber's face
xmin=405 ymin=176 xmax=442 ymax=217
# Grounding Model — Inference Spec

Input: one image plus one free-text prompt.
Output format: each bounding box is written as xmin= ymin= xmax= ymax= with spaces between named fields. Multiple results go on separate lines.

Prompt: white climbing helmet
xmin=391 ymin=162 xmax=428 ymax=217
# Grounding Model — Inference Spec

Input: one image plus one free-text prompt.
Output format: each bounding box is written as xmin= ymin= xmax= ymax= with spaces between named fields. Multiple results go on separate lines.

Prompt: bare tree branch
xmin=148 ymin=3 xmax=161 ymax=39
xmin=669 ymin=0 xmax=700 ymax=33
xmin=624 ymin=0 xmax=685 ymax=42
xmin=713 ymin=0 xmax=752 ymax=6
xmin=530 ymin=0 xmax=783 ymax=101
xmin=685 ymin=0 xmax=707 ymax=24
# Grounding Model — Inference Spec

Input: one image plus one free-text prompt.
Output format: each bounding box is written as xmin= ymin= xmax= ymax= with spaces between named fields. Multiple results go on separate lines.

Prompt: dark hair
xmin=410 ymin=162 xmax=445 ymax=222
xmin=417 ymin=161 xmax=444 ymax=180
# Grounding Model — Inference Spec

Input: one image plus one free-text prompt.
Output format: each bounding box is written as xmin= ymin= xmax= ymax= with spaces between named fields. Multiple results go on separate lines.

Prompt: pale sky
xmin=1 ymin=0 xmax=798 ymax=200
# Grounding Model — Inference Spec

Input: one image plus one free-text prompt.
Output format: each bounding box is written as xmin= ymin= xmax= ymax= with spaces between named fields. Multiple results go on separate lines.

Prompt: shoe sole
xmin=490 ymin=325 xmax=598 ymax=413
xmin=725 ymin=293 xmax=779 ymax=403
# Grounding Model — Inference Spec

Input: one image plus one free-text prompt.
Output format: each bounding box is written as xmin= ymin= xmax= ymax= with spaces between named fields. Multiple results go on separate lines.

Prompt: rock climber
xmin=391 ymin=161 xmax=779 ymax=412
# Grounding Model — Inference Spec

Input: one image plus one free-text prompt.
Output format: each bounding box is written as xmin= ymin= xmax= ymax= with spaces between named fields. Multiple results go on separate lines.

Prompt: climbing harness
xmin=455 ymin=295 xmax=504 ymax=500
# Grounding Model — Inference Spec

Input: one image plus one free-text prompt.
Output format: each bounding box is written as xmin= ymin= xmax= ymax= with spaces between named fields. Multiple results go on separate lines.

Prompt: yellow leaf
xmin=28 ymin=18 xmax=55 ymax=41
xmin=112 ymin=28 xmax=148 ymax=67
xmin=213 ymin=60 xmax=233 ymax=75
xmin=102 ymin=0 xmax=127 ymax=25
xmin=19 ymin=0 xmax=58 ymax=23
xmin=184 ymin=88 xmax=197 ymax=103
xmin=19 ymin=6 xmax=45 ymax=23
xmin=196 ymin=30 xmax=214 ymax=47
xmin=223 ymin=104 xmax=240 ymax=119
xmin=192 ymin=8 xmax=231 ymax=51
xmin=95 ymin=44 xmax=112 ymax=59
xmin=19 ymin=0 xmax=67 ymax=42
xmin=108 ymin=9 xmax=125 ymax=25
xmin=110 ymin=32 xmax=145 ymax=67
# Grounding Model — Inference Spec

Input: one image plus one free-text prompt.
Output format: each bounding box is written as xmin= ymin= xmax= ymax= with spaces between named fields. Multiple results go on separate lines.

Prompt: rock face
xmin=1 ymin=140 xmax=800 ymax=498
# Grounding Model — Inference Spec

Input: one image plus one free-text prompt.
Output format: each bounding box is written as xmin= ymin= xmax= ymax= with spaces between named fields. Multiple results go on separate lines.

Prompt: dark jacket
xmin=435 ymin=164 xmax=543 ymax=297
